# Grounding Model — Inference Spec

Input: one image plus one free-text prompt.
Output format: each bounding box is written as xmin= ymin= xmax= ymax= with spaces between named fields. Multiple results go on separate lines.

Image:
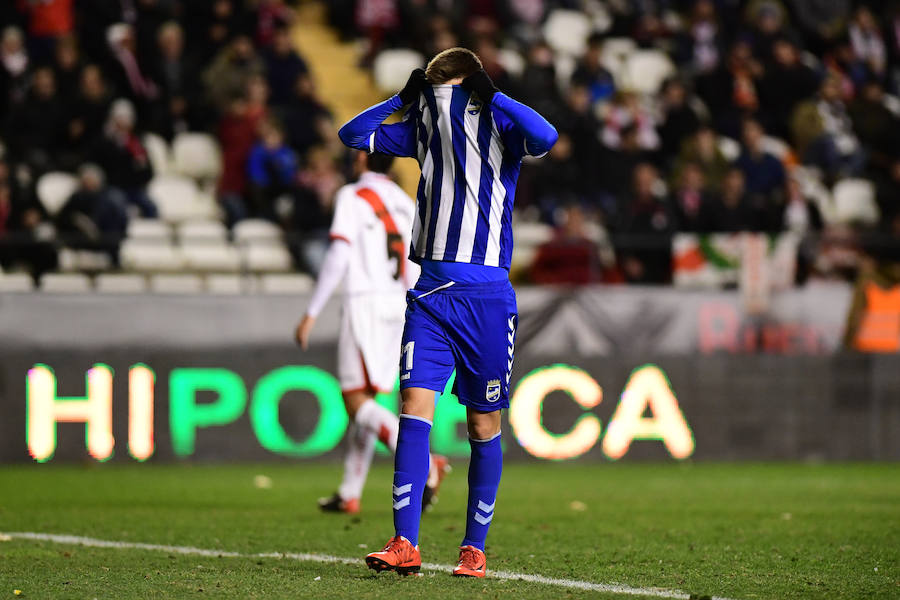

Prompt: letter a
xmin=602 ymin=365 xmax=694 ymax=460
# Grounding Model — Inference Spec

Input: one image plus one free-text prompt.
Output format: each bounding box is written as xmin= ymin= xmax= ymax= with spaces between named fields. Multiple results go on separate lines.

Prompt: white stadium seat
xmin=177 ymin=219 xmax=228 ymax=243
xmin=543 ymin=9 xmax=592 ymax=57
xmin=233 ymin=219 xmax=283 ymax=243
xmin=40 ymin=273 xmax=92 ymax=293
xmin=206 ymin=274 xmax=252 ymax=294
xmin=149 ymin=273 xmax=204 ymax=294
xmin=143 ymin=132 xmax=171 ymax=176
xmin=832 ymin=179 xmax=880 ymax=226
xmin=120 ymin=239 xmax=186 ymax=272
xmin=57 ymin=248 xmax=112 ymax=272
xmin=622 ymin=50 xmax=675 ymax=96
xmin=373 ymin=49 xmax=425 ymax=94
xmin=761 ymin=135 xmax=791 ymax=161
xmin=182 ymin=241 xmax=242 ymax=272
xmin=172 ymin=132 xmax=222 ymax=181
xmin=258 ymin=273 xmax=314 ymax=294
xmin=127 ymin=218 xmax=172 ymax=241
xmin=600 ymin=37 xmax=636 ymax=82
xmin=149 ymin=174 xmax=217 ymax=223
xmin=241 ymin=242 xmax=293 ymax=272
xmin=717 ymin=136 xmax=741 ymax=162
xmin=36 ymin=172 xmax=78 ymax=217
xmin=497 ymin=48 xmax=526 ymax=78
xmin=96 ymin=273 xmax=148 ymax=293
xmin=0 ymin=273 xmax=35 ymax=292
xmin=514 ymin=221 xmax=554 ymax=248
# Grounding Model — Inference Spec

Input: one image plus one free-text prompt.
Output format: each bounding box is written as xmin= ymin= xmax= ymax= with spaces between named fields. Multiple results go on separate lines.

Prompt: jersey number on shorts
xmin=356 ymin=187 xmax=406 ymax=281
xmin=400 ymin=341 xmax=414 ymax=380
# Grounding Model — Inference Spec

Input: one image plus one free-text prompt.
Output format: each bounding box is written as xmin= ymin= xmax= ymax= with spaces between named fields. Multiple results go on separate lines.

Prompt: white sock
xmin=354 ymin=400 xmax=399 ymax=453
xmin=338 ymin=422 xmax=376 ymax=501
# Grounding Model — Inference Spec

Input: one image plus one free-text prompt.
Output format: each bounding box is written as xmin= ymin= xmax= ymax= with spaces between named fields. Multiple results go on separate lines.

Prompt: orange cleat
xmin=317 ymin=493 xmax=360 ymax=515
xmin=422 ymin=455 xmax=451 ymax=511
xmin=365 ymin=536 xmax=421 ymax=576
xmin=452 ymin=545 xmax=486 ymax=578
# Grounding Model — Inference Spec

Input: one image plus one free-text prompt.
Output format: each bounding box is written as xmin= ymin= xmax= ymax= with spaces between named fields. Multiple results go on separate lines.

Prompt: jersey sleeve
xmin=492 ymin=92 xmax=558 ymax=161
xmin=372 ymin=108 xmax=418 ymax=158
xmin=328 ymin=187 xmax=360 ymax=244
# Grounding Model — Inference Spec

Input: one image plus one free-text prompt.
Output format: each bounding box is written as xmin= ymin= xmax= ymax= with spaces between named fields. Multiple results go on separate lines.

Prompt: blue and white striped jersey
xmin=367 ymin=86 xmax=549 ymax=270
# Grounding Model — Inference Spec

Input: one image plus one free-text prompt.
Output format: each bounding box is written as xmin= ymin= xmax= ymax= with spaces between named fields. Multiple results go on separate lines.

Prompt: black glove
xmin=461 ymin=69 xmax=499 ymax=105
xmin=398 ymin=68 xmax=427 ymax=105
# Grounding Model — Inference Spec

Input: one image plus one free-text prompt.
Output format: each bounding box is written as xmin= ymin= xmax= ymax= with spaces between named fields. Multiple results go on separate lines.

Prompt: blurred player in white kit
xmin=296 ymin=150 xmax=448 ymax=514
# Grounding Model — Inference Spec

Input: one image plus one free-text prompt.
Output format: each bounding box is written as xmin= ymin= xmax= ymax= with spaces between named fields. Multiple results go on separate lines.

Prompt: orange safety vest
xmin=854 ymin=283 xmax=900 ymax=353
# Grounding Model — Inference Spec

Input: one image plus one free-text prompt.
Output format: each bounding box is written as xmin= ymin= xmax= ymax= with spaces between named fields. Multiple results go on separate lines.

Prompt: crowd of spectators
xmin=0 ymin=0 xmax=340 ymax=278
xmin=2 ymin=0 xmax=899 ymax=288
xmin=331 ymin=0 xmax=900 ymax=285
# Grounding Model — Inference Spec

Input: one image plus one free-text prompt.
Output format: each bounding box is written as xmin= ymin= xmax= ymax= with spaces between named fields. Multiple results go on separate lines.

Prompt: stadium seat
xmin=206 ymin=273 xmax=252 ymax=294
xmin=717 ymin=136 xmax=741 ymax=162
xmin=761 ymin=136 xmax=791 ymax=161
xmin=622 ymin=50 xmax=675 ymax=95
xmin=172 ymin=132 xmax=222 ymax=181
xmin=177 ymin=220 xmax=228 ymax=243
xmin=241 ymin=241 xmax=294 ymax=272
xmin=373 ymin=49 xmax=425 ymax=94
xmin=36 ymin=172 xmax=79 ymax=217
xmin=40 ymin=272 xmax=92 ymax=293
xmin=258 ymin=273 xmax=314 ymax=294
xmin=95 ymin=273 xmax=148 ymax=293
xmin=149 ymin=273 xmax=204 ymax=294
xmin=0 ymin=272 xmax=35 ymax=292
xmin=58 ymin=248 xmax=113 ymax=272
xmin=514 ymin=221 xmax=554 ymax=248
xmin=120 ymin=239 xmax=186 ymax=272
xmin=554 ymin=54 xmax=577 ymax=92
xmin=543 ymin=9 xmax=592 ymax=57
xmin=143 ymin=132 xmax=171 ymax=176
xmin=181 ymin=241 xmax=241 ymax=272
xmin=600 ymin=37 xmax=636 ymax=82
xmin=832 ymin=179 xmax=880 ymax=226
xmin=148 ymin=174 xmax=216 ymax=223
xmin=233 ymin=219 xmax=283 ymax=244
xmin=127 ymin=218 xmax=172 ymax=242
xmin=497 ymin=48 xmax=525 ymax=78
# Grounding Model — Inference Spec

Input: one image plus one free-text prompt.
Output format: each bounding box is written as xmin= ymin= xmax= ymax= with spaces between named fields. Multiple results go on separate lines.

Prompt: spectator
xmin=787 ymin=0 xmax=850 ymax=55
xmin=0 ymin=164 xmax=57 ymax=279
xmin=19 ymin=0 xmax=74 ymax=61
xmin=530 ymin=204 xmax=605 ymax=285
xmin=849 ymin=82 xmax=900 ymax=175
xmin=670 ymin=162 xmax=714 ymax=232
xmin=56 ymin=163 xmax=128 ymax=261
xmin=656 ymin=78 xmax=702 ymax=161
xmin=848 ymin=6 xmax=887 ymax=80
xmin=695 ymin=40 xmax=762 ymax=138
xmin=601 ymin=90 xmax=659 ymax=151
xmin=782 ymin=175 xmax=824 ymax=235
xmin=61 ymin=65 xmax=113 ymax=169
xmin=571 ymin=33 xmax=616 ymax=106
xmin=0 ymin=26 xmax=29 ymax=120
xmin=519 ymin=41 xmax=564 ymax=123
xmin=599 ymin=124 xmax=656 ymax=214
xmin=151 ymin=20 xmax=205 ymax=137
xmin=528 ymin=132 xmax=583 ymax=222
xmin=264 ymin=26 xmax=309 ymax=107
xmin=615 ymin=163 xmax=674 ymax=284
xmin=92 ymin=99 xmax=157 ymax=217
xmin=247 ymin=117 xmax=298 ymax=219
xmin=256 ymin=0 xmax=296 ymax=47
xmin=52 ymin=34 xmax=83 ymax=100
xmin=672 ymin=127 xmax=732 ymax=195
xmin=757 ymin=37 xmax=820 ymax=139
xmin=105 ymin=24 xmax=160 ymax=111
xmin=705 ymin=167 xmax=765 ymax=232
xmin=279 ymin=72 xmax=333 ymax=158
xmin=743 ymin=0 xmax=790 ymax=61
xmin=735 ymin=117 xmax=786 ymax=200
xmin=7 ymin=66 xmax=63 ymax=174
xmin=791 ymin=75 xmax=865 ymax=178
xmin=204 ymin=34 xmax=265 ymax=113
xmin=676 ymin=0 xmax=724 ymax=74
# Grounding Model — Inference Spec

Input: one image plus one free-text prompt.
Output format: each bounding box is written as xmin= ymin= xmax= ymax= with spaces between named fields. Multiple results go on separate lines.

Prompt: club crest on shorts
xmin=485 ymin=379 xmax=501 ymax=402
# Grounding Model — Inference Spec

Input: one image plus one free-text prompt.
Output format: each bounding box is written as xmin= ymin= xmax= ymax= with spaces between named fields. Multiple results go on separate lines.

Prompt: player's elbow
xmin=337 ymin=123 xmax=356 ymax=148
xmin=531 ymin=125 xmax=559 ymax=156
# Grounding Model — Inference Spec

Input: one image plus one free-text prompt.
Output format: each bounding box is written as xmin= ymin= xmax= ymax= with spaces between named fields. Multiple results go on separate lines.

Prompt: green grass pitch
xmin=0 ymin=462 xmax=897 ymax=599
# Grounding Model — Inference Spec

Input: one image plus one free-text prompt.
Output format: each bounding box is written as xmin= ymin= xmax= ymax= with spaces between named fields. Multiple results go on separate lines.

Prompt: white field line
xmin=3 ymin=531 xmax=737 ymax=600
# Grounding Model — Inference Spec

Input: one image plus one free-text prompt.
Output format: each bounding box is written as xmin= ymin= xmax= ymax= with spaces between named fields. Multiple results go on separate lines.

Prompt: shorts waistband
xmin=412 ymin=278 xmax=512 ymax=297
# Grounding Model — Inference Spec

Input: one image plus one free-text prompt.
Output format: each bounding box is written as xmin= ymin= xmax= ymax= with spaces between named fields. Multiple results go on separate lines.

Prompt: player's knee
xmin=467 ymin=410 xmax=501 ymax=440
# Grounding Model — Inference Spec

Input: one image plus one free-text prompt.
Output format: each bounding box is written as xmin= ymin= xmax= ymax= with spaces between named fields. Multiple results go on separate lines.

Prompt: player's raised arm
xmin=337 ymin=69 xmax=426 ymax=157
xmin=461 ymin=69 xmax=559 ymax=157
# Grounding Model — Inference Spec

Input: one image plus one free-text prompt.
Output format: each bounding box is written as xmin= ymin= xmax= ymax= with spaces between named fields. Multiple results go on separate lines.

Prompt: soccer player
xmin=336 ymin=48 xmax=558 ymax=577
xmin=296 ymin=149 xmax=449 ymax=515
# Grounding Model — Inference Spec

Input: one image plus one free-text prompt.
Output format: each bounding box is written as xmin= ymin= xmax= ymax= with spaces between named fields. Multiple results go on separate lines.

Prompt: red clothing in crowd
xmin=19 ymin=0 xmax=74 ymax=37
xmin=217 ymin=106 xmax=266 ymax=195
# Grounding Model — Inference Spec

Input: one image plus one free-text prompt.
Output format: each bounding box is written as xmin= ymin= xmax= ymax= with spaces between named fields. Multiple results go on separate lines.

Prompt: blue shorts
xmin=399 ymin=278 xmax=517 ymax=412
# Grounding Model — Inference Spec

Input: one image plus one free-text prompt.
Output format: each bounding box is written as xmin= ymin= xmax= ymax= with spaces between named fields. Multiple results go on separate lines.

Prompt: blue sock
xmin=392 ymin=414 xmax=431 ymax=546
xmin=462 ymin=432 xmax=503 ymax=551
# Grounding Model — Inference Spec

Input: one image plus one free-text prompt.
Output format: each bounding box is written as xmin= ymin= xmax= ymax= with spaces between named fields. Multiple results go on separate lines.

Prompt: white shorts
xmin=337 ymin=295 xmax=405 ymax=394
